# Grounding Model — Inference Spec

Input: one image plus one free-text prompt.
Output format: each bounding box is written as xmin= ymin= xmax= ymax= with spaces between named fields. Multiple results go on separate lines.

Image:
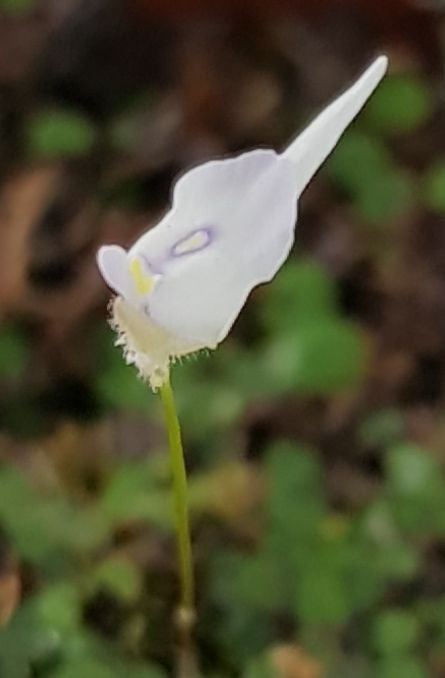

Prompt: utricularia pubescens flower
xmin=97 ymin=56 xmax=388 ymax=389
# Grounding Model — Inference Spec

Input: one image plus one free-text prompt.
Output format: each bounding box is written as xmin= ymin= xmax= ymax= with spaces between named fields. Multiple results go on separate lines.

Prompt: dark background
xmin=1 ymin=1 xmax=445 ymax=676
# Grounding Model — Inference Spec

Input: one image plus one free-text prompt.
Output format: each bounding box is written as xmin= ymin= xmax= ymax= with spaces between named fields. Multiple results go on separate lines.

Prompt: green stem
xmin=159 ymin=374 xmax=196 ymax=675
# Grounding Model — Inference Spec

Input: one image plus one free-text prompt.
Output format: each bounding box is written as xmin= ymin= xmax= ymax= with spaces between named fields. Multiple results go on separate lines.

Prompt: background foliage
xmin=0 ymin=0 xmax=445 ymax=676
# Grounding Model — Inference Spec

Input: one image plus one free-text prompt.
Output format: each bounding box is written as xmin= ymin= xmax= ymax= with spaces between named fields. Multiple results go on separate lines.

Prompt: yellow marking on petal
xmin=173 ymin=230 xmax=210 ymax=255
xmin=129 ymin=257 xmax=154 ymax=295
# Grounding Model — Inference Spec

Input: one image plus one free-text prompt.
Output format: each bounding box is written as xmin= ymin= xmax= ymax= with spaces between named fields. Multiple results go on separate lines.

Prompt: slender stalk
xmin=159 ymin=374 xmax=197 ymax=676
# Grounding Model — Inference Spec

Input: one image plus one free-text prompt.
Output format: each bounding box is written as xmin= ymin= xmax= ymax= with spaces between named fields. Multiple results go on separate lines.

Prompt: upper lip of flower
xmin=97 ymin=55 xmax=388 ymax=349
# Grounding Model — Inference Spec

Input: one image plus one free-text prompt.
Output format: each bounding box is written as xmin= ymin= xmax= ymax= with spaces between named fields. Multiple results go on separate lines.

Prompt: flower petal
xmin=138 ymin=150 xmax=297 ymax=346
xmin=282 ymin=55 xmax=388 ymax=194
xmin=97 ymin=245 xmax=132 ymax=298
xmin=98 ymin=56 xmax=388 ymax=355
xmin=128 ymin=149 xmax=285 ymax=269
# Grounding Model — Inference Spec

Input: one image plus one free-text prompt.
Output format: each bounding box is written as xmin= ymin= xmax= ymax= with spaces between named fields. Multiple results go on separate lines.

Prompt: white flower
xmin=97 ymin=56 xmax=388 ymax=389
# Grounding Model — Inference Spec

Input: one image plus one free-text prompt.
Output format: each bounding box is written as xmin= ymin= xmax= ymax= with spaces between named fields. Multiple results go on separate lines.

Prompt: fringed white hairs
xmin=97 ymin=56 xmax=388 ymax=390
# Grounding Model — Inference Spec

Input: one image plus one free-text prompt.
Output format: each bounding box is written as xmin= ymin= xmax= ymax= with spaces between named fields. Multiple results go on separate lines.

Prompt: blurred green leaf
xmin=52 ymin=658 xmax=166 ymax=678
xmin=94 ymin=329 xmax=150 ymax=411
xmin=386 ymin=442 xmax=440 ymax=495
xmin=422 ymin=160 xmax=445 ymax=213
xmin=52 ymin=661 xmax=115 ymax=678
xmin=360 ymin=499 xmax=419 ymax=581
xmin=0 ymin=465 xmax=108 ymax=568
xmin=363 ymin=74 xmax=434 ymax=134
xmin=100 ymin=457 xmax=169 ymax=527
xmin=205 ymin=442 xmax=327 ymax=668
xmin=0 ymin=605 xmax=37 ymax=677
xmin=204 ymin=595 xmax=275 ymax=669
xmin=0 ymin=324 xmax=29 ymax=378
xmin=385 ymin=442 xmax=445 ymax=535
xmin=328 ymin=131 xmax=412 ymax=223
xmin=294 ymin=562 xmax=350 ymax=625
xmin=263 ymin=320 xmax=365 ymax=394
xmin=52 ymin=660 xmax=166 ymax=678
xmin=0 ymin=0 xmax=36 ymax=15
xmin=174 ymin=363 xmax=245 ymax=443
xmin=359 ymin=409 xmax=405 ymax=448
xmin=211 ymin=551 xmax=289 ymax=615
xmin=90 ymin=557 xmax=143 ymax=602
xmin=0 ymin=599 xmax=68 ymax=677
xmin=2 ymin=590 xmax=166 ymax=678
xmin=208 ymin=551 xmax=278 ymax=665
xmin=293 ymin=518 xmax=387 ymax=625
xmin=328 ymin=131 xmax=391 ymax=192
xmin=265 ymin=441 xmax=326 ymax=547
xmin=354 ymin=169 xmax=412 ymax=224
xmin=416 ymin=597 xmax=445 ymax=651
xmin=243 ymin=654 xmax=275 ymax=678
xmin=261 ymin=259 xmax=337 ymax=333
xmin=124 ymin=668 xmax=167 ymax=678
xmin=207 ymin=343 xmax=273 ymax=404
xmin=373 ymin=609 xmax=420 ymax=655
xmin=33 ymin=583 xmax=81 ymax=634
xmin=375 ymin=656 xmax=428 ymax=678
xmin=27 ymin=109 xmax=96 ymax=158
xmin=95 ymin=356 xmax=150 ymax=411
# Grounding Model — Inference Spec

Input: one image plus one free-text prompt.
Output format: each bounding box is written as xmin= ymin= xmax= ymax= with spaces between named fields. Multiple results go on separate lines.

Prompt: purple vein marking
xmin=171 ymin=227 xmax=213 ymax=257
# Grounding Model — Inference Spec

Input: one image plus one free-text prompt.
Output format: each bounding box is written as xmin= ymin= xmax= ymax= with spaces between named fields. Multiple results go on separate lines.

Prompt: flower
xmin=97 ymin=56 xmax=388 ymax=389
